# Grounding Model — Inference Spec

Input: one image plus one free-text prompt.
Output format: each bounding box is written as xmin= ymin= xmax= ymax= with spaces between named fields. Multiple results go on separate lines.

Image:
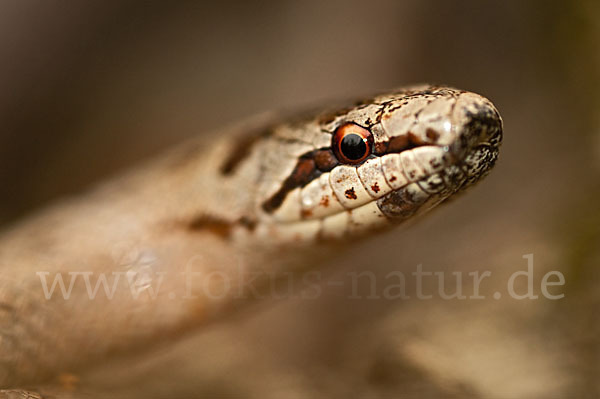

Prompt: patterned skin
xmin=0 ymin=86 xmax=501 ymax=393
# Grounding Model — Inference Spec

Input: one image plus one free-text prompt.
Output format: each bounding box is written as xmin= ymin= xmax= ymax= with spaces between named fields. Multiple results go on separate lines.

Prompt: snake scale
xmin=0 ymin=85 xmax=502 ymax=395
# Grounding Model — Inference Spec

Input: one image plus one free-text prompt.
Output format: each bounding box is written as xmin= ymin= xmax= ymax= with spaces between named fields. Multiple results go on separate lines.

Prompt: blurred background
xmin=1 ymin=1 xmax=599 ymax=398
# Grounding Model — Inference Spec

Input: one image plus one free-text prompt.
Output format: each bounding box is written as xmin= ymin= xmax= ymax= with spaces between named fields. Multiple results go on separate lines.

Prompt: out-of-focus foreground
xmin=1 ymin=1 xmax=599 ymax=398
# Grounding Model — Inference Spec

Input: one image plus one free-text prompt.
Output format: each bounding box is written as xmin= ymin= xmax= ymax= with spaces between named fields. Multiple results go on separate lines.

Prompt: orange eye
xmin=332 ymin=123 xmax=373 ymax=164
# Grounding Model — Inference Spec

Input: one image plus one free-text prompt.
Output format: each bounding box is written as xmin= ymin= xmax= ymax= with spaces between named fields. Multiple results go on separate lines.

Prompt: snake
xmin=0 ymin=85 xmax=502 ymax=396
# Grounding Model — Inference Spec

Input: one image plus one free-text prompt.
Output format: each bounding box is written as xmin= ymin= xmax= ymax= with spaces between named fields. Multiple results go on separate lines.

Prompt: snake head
xmin=253 ymin=86 xmax=502 ymax=242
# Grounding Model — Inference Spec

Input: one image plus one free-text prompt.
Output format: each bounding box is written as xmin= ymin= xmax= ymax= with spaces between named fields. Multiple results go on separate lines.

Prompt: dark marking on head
xmin=262 ymin=157 xmax=320 ymax=213
xmin=345 ymin=188 xmax=357 ymax=200
xmin=313 ymin=149 xmax=339 ymax=171
xmin=387 ymin=135 xmax=412 ymax=153
xmin=320 ymin=195 xmax=330 ymax=207
xmin=238 ymin=217 xmax=257 ymax=231
xmin=262 ymin=147 xmax=343 ymax=214
xmin=426 ymin=128 xmax=440 ymax=141
xmin=374 ymin=140 xmax=389 ymax=154
xmin=382 ymin=104 xmax=403 ymax=116
xmin=187 ymin=216 xmax=234 ymax=239
xmin=220 ymin=128 xmax=272 ymax=175
xmin=371 ymin=183 xmax=380 ymax=193
xmin=186 ymin=215 xmax=257 ymax=239
xmin=374 ymin=131 xmax=425 ymax=156
xmin=301 ymin=209 xmax=313 ymax=218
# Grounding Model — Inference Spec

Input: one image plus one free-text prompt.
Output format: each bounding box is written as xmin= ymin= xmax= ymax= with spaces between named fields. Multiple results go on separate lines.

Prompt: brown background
xmin=1 ymin=1 xmax=598 ymax=398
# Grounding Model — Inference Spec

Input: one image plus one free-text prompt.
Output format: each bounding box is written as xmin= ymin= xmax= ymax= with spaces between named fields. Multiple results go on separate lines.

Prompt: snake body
xmin=0 ymin=85 xmax=502 ymax=392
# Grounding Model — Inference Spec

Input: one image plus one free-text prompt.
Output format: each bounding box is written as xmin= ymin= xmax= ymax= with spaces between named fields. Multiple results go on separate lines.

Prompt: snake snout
xmin=449 ymin=93 xmax=503 ymax=160
xmin=448 ymin=93 xmax=503 ymax=187
xmin=376 ymin=91 xmax=502 ymax=221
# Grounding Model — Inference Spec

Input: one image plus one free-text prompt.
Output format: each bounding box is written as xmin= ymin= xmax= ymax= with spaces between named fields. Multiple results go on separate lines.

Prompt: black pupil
xmin=340 ymin=133 xmax=367 ymax=160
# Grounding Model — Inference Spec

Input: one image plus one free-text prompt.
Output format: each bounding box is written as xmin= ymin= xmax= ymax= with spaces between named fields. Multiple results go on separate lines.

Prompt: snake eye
xmin=332 ymin=123 xmax=373 ymax=164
